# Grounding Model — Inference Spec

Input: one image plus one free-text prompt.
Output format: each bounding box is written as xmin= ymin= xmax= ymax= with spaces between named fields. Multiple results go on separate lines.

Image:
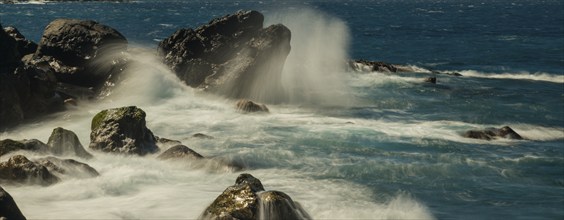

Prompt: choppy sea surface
xmin=1 ymin=0 xmax=563 ymax=219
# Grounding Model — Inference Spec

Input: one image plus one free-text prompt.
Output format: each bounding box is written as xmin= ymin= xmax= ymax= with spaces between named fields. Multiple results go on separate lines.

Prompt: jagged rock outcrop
xmin=47 ymin=127 xmax=93 ymax=158
xmin=32 ymin=18 xmax=128 ymax=89
xmin=235 ymin=99 xmax=269 ymax=113
xmin=348 ymin=60 xmax=398 ymax=73
xmin=200 ymin=173 xmax=310 ymax=220
xmin=0 ymin=155 xmax=60 ymax=185
xmin=0 ymin=186 xmax=27 ymax=220
xmin=157 ymin=145 xmax=204 ymax=160
xmin=35 ymin=156 xmax=99 ymax=178
xmin=89 ymin=106 xmax=159 ymax=155
xmin=158 ymin=10 xmax=291 ymax=101
xmin=0 ymin=139 xmax=48 ymax=157
xmin=4 ymin=26 xmax=38 ymax=58
xmin=463 ymin=126 xmax=524 ymax=141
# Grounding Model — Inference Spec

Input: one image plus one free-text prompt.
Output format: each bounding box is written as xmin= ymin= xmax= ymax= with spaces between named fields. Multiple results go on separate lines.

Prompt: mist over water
xmin=265 ymin=8 xmax=356 ymax=106
xmin=1 ymin=1 xmax=563 ymax=219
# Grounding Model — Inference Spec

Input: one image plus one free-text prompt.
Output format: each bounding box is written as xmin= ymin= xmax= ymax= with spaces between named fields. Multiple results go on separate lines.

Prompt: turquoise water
xmin=1 ymin=0 xmax=563 ymax=219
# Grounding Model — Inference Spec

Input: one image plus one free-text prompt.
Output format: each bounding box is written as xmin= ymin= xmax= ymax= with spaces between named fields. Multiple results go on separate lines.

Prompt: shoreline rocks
xmin=0 ymin=155 xmax=60 ymax=186
xmin=200 ymin=173 xmax=310 ymax=220
xmin=235 ymin=99 xmax=269 ymax=113
xmin=158 ymin=10 xmax=291 ymax=101
xmin=89 ymin=106 xmax=159 ymax=156
xmin=47 ymin=127 xmax=93 ymax=159
xmin=0 ymin=186 xmax=27 ymax=220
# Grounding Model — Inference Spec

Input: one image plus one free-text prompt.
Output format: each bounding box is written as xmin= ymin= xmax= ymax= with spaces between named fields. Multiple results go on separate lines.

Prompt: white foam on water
xmin=459 ymin=70 xmax=564 ymax=83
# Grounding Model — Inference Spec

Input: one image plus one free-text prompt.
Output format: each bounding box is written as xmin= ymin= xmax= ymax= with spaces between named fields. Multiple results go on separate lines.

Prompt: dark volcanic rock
xmin=157 ymin=145 xmax=204 ymax=160
xmin=235 ymin=99 xmax=269 ymax=113
xmin=3 ymin=26 xmax=38 ymax=57
xmin=158 ymin=10 xmax=291 ymax=101
xmin=0 ymin=186 xmax=27 ymax=220
xmin=0 ymin=139 xmax=48 ymax=157
xmin=47 ymin=127 xmax=93 ymax=159
xmin=200 ymin=173 xmax=310 ymax=220
xmin=0 ymin=155 xmax=59 ymax=185
xmin=33 ymin=18 xmax=128 ymax=88
xmin=35 ymin=156 xmax=99 ymax=178
xmin=348 ymin=60 xmax=398 ymax=73
xmin=89 ymin=106 xmax=159 ymax=155
xmin=463 ymin=126 xmax=524 ymax=141
xmin=0 ymin=23 xmax=21 ymax=72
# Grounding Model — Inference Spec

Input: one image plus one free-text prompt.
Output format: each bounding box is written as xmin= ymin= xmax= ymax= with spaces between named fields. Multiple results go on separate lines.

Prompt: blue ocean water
xmin=1 ymin=0 xmax=563 ymax=219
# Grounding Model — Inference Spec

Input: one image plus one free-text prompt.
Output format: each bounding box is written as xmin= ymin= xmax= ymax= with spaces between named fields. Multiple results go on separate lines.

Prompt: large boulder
xmin=0 ymin=155 xmax=59 ymax=185
xmin=200 ymin=173 xmax=310 ymax=220
xmin=47 ymin=127 xmax=93 ymax=159
xmin=35 ymin=156 xmax=99 ymax=178
xmin=463 ymin=126 xmax=524 ymax=141
xmin=158 ymin=10 xmax=291 ymax=102
xmin=89 ymin=106 xmax=159 ymax=156
xmin=0 ymin=139 xmax=48 ymax=157
xmin=33 ymin=19 xmax=128 ymax=88
xmin=0 ymin=186 xmax=27 ymax=220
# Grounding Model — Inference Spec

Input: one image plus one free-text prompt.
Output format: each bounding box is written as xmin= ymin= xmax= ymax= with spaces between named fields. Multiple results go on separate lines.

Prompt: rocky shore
xmin=1 ymin=9 xmax=526 ymax=219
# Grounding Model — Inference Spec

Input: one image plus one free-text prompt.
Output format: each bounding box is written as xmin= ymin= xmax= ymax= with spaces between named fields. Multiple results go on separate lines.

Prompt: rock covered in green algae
xmin=89 ymin=106 xmax=159 ymax=156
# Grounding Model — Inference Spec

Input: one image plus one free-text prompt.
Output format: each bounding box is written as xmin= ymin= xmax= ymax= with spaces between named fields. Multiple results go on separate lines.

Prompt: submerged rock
xmin=33 ymin=18 xmax=128 ymax=89
xmin=235 ymin=99 xmax=269 ymax=113
xmin=192 ymin=133 xmax=214 ymax=139
xmin=0 ymin=139 xmax=48 ymax=157
xmin=158 ymin=10 xmax=291 ymax=101
xmin=89 ymin=106 xmax=159 ymax=156
xmin=200 ymin=173 xmax=310 ymax=220
xmin=47 ymin=127 xmax=93 ymax=159
xmin=35 ymin=156 xmax=99 ymax=178
xmin=157 ymin=145 xmax=204 ymax=160
xmin=463 ymin=126 xmax=523 ymax=141
xmin=424 ymin=77 xmax=437 ymax=84
xmin=0 ymin=186 xmax=27 ymax=220
xmin=0 ymin=155 xmax=59 ymax=186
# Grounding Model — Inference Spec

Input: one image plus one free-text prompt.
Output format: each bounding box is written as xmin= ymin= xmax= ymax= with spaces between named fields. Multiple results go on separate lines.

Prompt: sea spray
xmin=265 ymin=8 xmax=356 ymax=106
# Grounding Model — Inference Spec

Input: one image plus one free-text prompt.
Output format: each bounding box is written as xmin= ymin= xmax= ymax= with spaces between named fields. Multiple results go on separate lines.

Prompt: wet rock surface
xmin=47 ymin=127 xmax=93 ymax=158
xmin=158 ymin=10 xmax=291 ymax=101
xmin=89 ymin=106 xmax=159 ymax=155
xmin=235 ymin=99 xmax=269 ymax=113
xmin=200 ymin=173 xmax=310 ymax=220
xmin=0 ymin=155 xmax=60 ymax=186
xmin=157 ymin=145 xmax=204 ymax=160
xmin=463 ymin=126 xmax=524 ymax=141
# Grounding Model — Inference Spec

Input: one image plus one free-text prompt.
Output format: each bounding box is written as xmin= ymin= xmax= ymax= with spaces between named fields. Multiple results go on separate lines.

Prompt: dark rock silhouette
xmin=0 ymin=139 xmax=48 ymax=157
xmin=47 ymin=127 xmax=93 ymax=159
xmin=32 ymin=19 xmax=128 ymax=89
xmin=235 ymin=99 xmax=269 ymax=113
xmin=89 ymin=106 xmax=159 ymax=155
xmin=0 ymin=155 xmax=60 ymax=186
xmin=200 ymin=173 xmax=310 ymax=220
xmin=0 ymin=186 xmax=27 ymax=220
xmin=463 ymin=126 xmax=524 ymax=141
xmin=3 ymin=26 xmax=38 ymax=58
xmin=158 ymin=10 xmax=291 ymax=101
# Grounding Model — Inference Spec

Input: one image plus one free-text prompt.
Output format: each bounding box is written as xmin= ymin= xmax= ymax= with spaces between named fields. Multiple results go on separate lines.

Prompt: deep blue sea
xmin=1 ymin=0 xmax=563 ymax=219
